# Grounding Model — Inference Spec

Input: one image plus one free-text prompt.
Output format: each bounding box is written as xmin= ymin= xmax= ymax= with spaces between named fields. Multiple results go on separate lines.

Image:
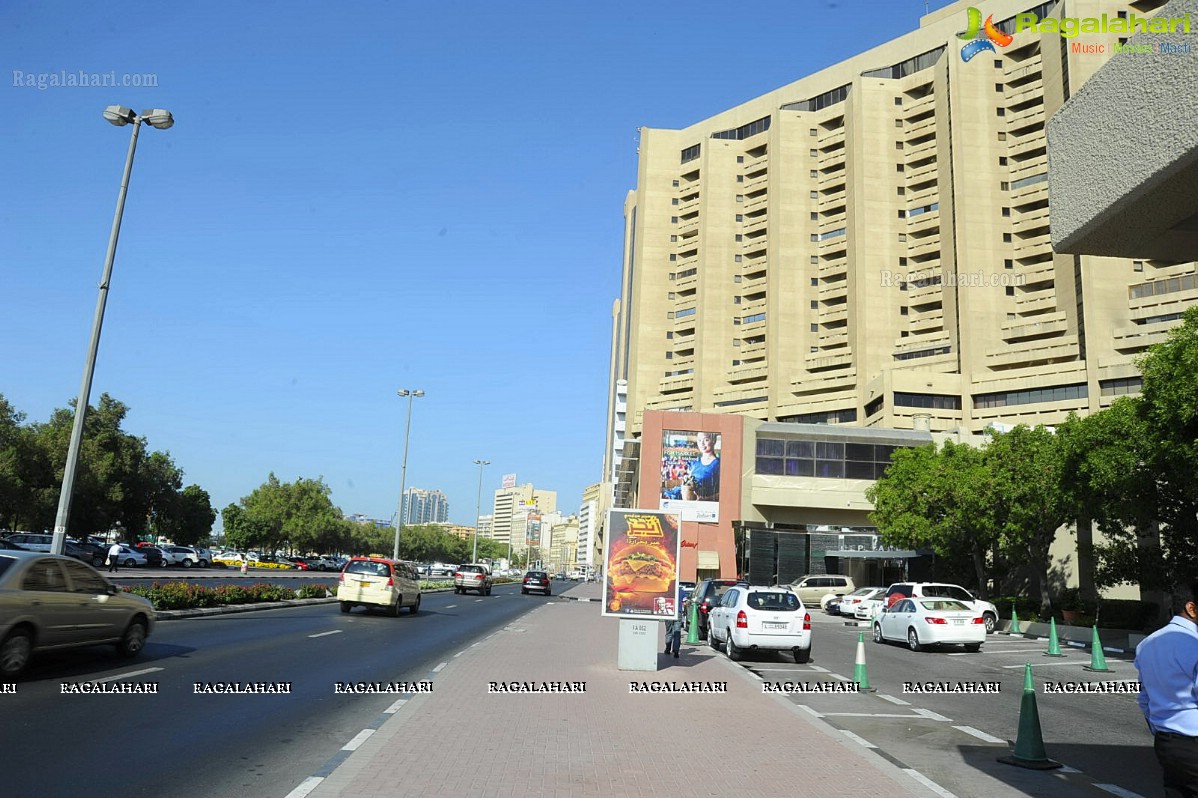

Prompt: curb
xmin=153 ymin=586 xmax=465 ymax=620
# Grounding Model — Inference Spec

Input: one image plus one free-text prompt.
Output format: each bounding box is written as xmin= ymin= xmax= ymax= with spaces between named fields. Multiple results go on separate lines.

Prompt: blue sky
xmin=2 ymin=0 xmax=958 ymax=528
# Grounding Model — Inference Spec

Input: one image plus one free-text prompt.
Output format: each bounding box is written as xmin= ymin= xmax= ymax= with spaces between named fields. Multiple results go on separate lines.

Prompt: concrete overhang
xmin=1048 ymin=0 xmax=1198 ymax=261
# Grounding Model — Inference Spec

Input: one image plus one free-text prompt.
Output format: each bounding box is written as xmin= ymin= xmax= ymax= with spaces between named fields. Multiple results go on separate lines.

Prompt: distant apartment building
xmin=400 ymin=488 xmax=449 ymax=526
xmin=490 ymin=484 xmax=557 ymax=553
xmin=476 ymin=514 xmax=493 ymax=540
xmin=578 ymin=482 xmax=606 ymax=572
xmin=611 ymin=0 xmax=1196 ymax=443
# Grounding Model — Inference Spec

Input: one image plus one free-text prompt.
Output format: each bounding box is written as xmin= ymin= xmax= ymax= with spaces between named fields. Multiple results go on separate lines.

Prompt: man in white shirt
xmin=107 ymin=542 xmax=123 ymax=573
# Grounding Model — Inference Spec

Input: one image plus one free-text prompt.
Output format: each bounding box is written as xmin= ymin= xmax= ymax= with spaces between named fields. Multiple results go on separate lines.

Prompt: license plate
xmin=359 ymin=581 xmax=371 ymax=587
xmin=763 ymin=622 xmax=787 ymax=629
xmin=953 ymin=619 xmax=965 ymax=625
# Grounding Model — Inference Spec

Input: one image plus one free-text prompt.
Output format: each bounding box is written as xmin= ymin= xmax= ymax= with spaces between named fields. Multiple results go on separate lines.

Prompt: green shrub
xmin=295 ymin=584 xmax=334 ymax=599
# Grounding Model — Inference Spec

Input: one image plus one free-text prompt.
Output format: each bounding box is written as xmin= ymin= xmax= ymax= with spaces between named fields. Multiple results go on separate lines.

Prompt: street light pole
xmin=51 ymin=106 xmax=174 ymax=555
xmin=472 ymin=459 xmax=489 ymax=563
xmin=392 ymin=389 xmax=424 ymax=561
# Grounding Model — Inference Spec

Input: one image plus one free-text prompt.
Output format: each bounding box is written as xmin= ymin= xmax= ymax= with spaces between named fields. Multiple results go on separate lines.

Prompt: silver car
xmin=0 ymin=551 xmax=155 ymax=678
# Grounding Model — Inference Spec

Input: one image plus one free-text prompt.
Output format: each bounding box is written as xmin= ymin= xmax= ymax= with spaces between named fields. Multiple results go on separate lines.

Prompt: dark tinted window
xmin=0 ymin=556 xmax=16 ymax=578
xmin=748 ymin=591 xmax=800 ymax=611
xmin=23 ymin=559 xmax=69 ymax=591
xmin=62 ymin=559 xmax=108 ymax=593
xmin=461 ymin=565 xmax=485 ymax=574
xmin=345 ymin=560 xmax=390 ymax=577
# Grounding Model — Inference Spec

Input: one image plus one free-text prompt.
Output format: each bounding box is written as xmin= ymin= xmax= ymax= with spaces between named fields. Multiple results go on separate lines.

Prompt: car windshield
xmin=527 ymin=572 xmax=547 ymax=578
xmin=462 ymin=566 xmax=484 ymax=573
xmin=747 ymin=592 xmax=800 ymax=611
xmin=920 ymin=600 xmax=970 ymax=612
xmin=345 ymin=560 xmax=389 ymax=576
xmin=846 ymin=587 xmax=875 ymax=597
xmin=0 ymin=556 xmax=15 ymax=578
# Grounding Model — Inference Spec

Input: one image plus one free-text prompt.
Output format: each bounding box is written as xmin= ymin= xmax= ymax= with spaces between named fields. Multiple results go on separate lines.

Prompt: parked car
xmin=708 ymin=585 xmax=812 ymax=663
xmin=0 ymin=539 xmax=28 ymax=551
xmin=286 ymin=557 xmax=311 ymax=570
xmin=107 ymin=546 xmax=147 ymax=568
xmin=837 ymin=587 xmax=887 ymax=617
xmin=778 ymin=574 xmax=856 ymax=608
xmin=2 ymin=533 xmax=54 ymax=552
xmin=882 ymin=583 xmax=999 ymax=633
xmin=304 ymin=556 xmax=338 ymax=572
xmin=454 ymin=564 xmax=493 ymax=595
xmin=521 ymin=570 xmax=552 ymax=595
xmin=855 ymin=593 xmax=888 ymax=621
xmin=0 ymin=551 xmax=155 ymax=677
xmin=336 ymin=557 xmax=421 ymax=616
xmin=873 ymin=597 xmax=986 ymax=652
xmin=690 ymin=578 xmax=741 ymax=640
xmin=137 ymin=546 xmax=167 ymax=568
xmin=162 ymin=546 xmax=207 ymax=568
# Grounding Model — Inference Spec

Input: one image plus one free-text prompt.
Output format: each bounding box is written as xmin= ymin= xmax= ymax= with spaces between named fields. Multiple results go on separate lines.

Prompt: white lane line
xmin=825 ymin=712 xmax=923 ymax=718
xmin=308 ymin=630 xmax=342 ymax=638
xmin=475 ymin=599 xmax=484 ymax=602
xmin=454 ymin=651 xmax=467 ymax=657
xmin=384 ymin=698 xmax=408 ymax=714
xmin=341 ymin=729 xmax=375 ymax=751
xmin=954 ymin=725 xmax=1005 ymax=743
xmin=981 ymin=648 xmax=1075 ymax=655
xmin=808 ymin=665 xmax=830 ymax=673
xmin=1001 ymin=662 xmax=1070 ymax=668
xmin=878 ymin=694 xmax=910 ymax=706
xmin=93 ymin=667 xmax=164 ymax=683
xmin=841 ymin=730 xmax=877 ymax=748
xmin=445 ymin=604 xmax=457 ymax=609
xmin=283 ymin=776 xmax=324 ymax=798
xmin=903 ymin=769 xmax=958 ymax=798
xmin=827 ymin=672 xmax=852 ymax=682
xmin=1058 ymin=765 xmax=1082 ymax=773
xmin=752 ymin=667 xmax=818 ymax=671
xmin=797 ymin=704 xmax=825 ymax=719
xmin=914 ymin=708 xmax=952 ymax=722
xmin=433 ymin=662 xmax=447 ymax=673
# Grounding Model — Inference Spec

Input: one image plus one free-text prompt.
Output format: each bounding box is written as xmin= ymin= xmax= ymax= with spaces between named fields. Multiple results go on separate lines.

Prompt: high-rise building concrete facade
xmin=613 ymin=0 xmax=1196 ymax=440
xmin=401 ymin=488 xmax=449 ymax=525
xmin=490 ymin=484 xmax=558 ymax=549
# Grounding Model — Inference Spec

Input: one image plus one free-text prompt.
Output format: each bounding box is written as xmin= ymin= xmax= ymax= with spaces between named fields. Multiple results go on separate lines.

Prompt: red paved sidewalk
xmin=303 ymin=581 xmax=933 ymax=798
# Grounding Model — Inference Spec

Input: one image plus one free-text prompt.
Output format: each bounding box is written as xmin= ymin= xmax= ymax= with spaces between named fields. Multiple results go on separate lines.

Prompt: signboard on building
xmin=525 ymin=515 xmax=542 ymax=546
xmin=502 ymin=473 xmax=517 ymax=489
xmin=602 ymin=509 xmax=681 ymax=620
xmin=659 ymin=429 xmax=721 ymax=523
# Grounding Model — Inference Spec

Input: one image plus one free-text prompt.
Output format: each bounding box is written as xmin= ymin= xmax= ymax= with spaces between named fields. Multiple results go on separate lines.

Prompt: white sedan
xmin=873 ymin=598 xmax=986 ymax=652
xmin=838 ymin=587 xmax=886 ymax=617
xmin=708 ymin=586 xmax=812 ymax=663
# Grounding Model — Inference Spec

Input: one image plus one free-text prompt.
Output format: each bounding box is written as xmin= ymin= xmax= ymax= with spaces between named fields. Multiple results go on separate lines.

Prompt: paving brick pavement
xmin=301 ymin=582 xmax=937 ymax=798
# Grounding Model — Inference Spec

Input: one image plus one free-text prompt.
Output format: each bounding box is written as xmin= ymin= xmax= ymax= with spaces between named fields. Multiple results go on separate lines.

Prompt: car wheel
xmin=793 ymin=646 xmax=811 ymax=664
xmin=964 ymin=642 xmax=981 ymax=652
xmin=873 ymin=623 xmax=884 ymax=644
xmin=340 ymin=602 xmax=351 ymax=614
xmin=907 ymin=627 xmax=921 ymax=652
xmin=181 ymin=559 xmax=192 ymax=569
xmin=521 ymin=588 xmax=528 ymax=594
xmin=125 ymin=559 xmax=136 ymax=568
xmin=93 ymin=556 xmax=105 ymax=567
xmin=0 ymin=628 xmax=33 ymax=678
xmin=199 ymin=560 xmax=209 ymax=569
xmin=116 ymin=619 xmax=148 ymax=658
xmin=409 ymin=594 xmax=421 ymax=615
xmin=726 ymin=633 xmax=742 ymax=661
xmin=983 ymin=612 xmax=997 ymax=634
xmin=709 ymin=628 xmax=723 ymax=651
xmin=545 ymin=589 xmax=551 ymax=596
xmin=485 ymin=585 xmax=492 ymax=596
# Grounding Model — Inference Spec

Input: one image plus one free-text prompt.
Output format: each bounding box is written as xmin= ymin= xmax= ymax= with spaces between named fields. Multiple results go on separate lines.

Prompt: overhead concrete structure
xmin=1048 ymin=0 xmax=1198 ymax=261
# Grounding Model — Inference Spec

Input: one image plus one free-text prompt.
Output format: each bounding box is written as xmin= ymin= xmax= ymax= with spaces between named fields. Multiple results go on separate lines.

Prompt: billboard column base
xmin=617 ymin=619 xmax=661 ymax=671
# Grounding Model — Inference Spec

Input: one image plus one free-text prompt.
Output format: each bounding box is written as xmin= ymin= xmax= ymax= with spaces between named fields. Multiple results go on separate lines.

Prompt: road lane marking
xmin=283 ymin=776 xmax=324 ymax=798
xmin=914 ymin=708 xmax=952 ymax=722
xmin=454 ymin=651 xmax=467 ymax=657
xmin=841 ymin=730 xmax=877 ymax=748
xmin=878 ymin=694 xmax=910 ymax=705
xmin=445 ymin=604 xmax=457 ymax=609
xmin=797 ymin=704 xmax=824 ymax=718
xmin=1001 ymin=662 xmax=1072 ymax=668
xmin=953 ymin=725 xmax=1005 ymax=743
xmin=903 ymin=769 xmax=958 ymax=798
xmin=825 ymin=712 xmax=924 ymax=718
xmin=433 ymin=662 xmax=447 ymax=672
xmin=808 ymin=665 xmax=830 ymax=673
xmin=341 ymin=730 xmax=374 ymax=751
xmin=308 ymin=630 xmax=342 ymax=638
xmin=827 ymin=672 xmax=852 ymax=681
xmin=93 ymin=667 xmax=163 ymax=683
xmin=384 ymin=698 xmax=408 ymax=714
xmin=1059 ymin=765 xmax=1082 ymax=773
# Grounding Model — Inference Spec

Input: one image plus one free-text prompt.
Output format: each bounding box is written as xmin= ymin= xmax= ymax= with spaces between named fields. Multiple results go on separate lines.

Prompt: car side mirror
xmin=106 ymin=584 xmax=119 ymax=596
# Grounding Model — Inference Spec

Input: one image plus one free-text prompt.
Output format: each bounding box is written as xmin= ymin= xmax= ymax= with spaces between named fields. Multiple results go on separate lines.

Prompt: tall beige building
xmin=490 ymin=484 xmax=557 ymax=551
xmin=614 ymin=0 xmax=1196 ymax=439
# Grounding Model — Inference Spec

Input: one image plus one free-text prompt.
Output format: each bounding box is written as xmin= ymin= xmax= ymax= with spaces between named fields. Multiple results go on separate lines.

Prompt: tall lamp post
xmin=51 ymin=106 xmax=174 ymax=555
xmin=392 ymin=389 xmax=424 ymax=561
xmin=472 ymin=459 xmax=489 ymax=563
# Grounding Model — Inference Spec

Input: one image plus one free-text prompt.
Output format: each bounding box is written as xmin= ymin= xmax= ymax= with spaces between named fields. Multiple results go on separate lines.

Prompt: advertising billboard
xmin=502 ymin=473 xmax=517 ymax=488
xmin=602 ymin=509 xmax=682 ymax=619
xmin=525 ymin=515 xmax=542 ymax=547
xmin=659 ymin=429 xmax=721 ymax=523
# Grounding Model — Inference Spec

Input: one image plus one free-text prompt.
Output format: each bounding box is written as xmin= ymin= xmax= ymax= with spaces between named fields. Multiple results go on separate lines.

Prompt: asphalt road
xmin=1 ymin=582 xmax=547 ymax=798
xmin=713 ymin=608 xmax=1157 ymax=798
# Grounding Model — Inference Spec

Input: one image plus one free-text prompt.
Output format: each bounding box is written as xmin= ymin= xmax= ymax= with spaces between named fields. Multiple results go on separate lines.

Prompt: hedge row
xmin=123 ymin=582 xmax=335 ymax=610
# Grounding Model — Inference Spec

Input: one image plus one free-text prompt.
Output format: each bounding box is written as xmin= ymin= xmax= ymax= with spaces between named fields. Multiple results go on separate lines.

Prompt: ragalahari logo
xmin=959 ymin=7 xmax=1014 ymax=61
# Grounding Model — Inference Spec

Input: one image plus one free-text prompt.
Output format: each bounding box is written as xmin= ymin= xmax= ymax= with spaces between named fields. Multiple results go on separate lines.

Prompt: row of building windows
xmin=755 ymin=438 xmax=910 ymax=480
xmin=1129 ymin=273 xmax=1198 ymax=300
xmin=894 ymin=392 xmax=961 ymax=410
xmin=893 ymin=346 xmax=951 ymax=361
xmin=680 ymin=143 xmax=701 ymax=164
xmin=1100 ymin=377 xmax=1142 ymax=396
xmin=1009 ymin=172 xmax=1048 ymax=190
xmin=782 ymin=84 xmax=851 ymax=113
xmin=712 ymin=116 xmax=771 ymax=141
xmin=974 ymin=383 xmax=1087 ymax=409
xmin=776 ymin=408 xmax=858 ymax=424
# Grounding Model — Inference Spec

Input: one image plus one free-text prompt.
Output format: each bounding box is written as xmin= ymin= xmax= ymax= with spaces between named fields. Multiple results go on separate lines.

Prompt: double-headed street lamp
xmin=392 ymin=389 xmax=424 ymax=561
xmin=472 ymin=459 xmax=490 ymax=563
xmin=51 ymin=107 xmax=174 ymax=555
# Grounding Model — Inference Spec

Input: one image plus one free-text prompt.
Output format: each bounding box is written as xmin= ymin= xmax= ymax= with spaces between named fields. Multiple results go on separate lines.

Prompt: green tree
xmin=866 ymin=440 xmax=998 ymax=595
xmin=156 ymin=484 xmax=217 ymax=546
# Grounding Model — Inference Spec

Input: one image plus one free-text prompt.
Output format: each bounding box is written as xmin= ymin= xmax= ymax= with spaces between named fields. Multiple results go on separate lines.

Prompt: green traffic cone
xmin=998 ymin=664 xmax=1061 ymax=770
xmin=1083 ymin=625 xmax=1112 ymax=672
xmin=1044 ymin=618 xmax=1064 ymax=657
xmin=686 ymin=601 xmax=700 ymax=645
xmin=1009 ymin=604 xmax=1023 ymax=635
xmin=853 ymin=632 xmax=875 ymax=692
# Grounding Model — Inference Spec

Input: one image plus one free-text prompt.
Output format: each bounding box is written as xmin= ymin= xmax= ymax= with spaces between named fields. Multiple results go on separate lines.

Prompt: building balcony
xmin=983 ymin=336 xmax=1080 ymax=368
xmin=1001 ymin=314 xmax=1070 ymax=341
xmin=740 ymin=341 xmax=767 ymax=358
xmin=1005 ymin=104 xmax=1045 ymax=132
xmin=745 ymin=154 xmax=769 ymax=173
xmin=743 ymin=173 xmax=768 ymax=193
xmin=818 ymin=150 xmax=846 ymax=169
xmin=906 ymin=209 xmax=940 ymax=234
xmin=1014 ymin=260 xmax=1054 ymax=284
xmin=676 ymin=218 xmax=699 ymax=235
xmin=805 ymin=350 xmax=854 ymax=370
xmin=818 ymin=257 xmax=848 ymax=278
xmin=907 ymin=280 xmax=944 ymax=303
xmin=818 ymin=168 xmax=847 ymax=188
xmin=906 ymin=161 xmax=939 ymax=185
xmin=819 ymin=212 xmax=848 ymax=231
xmin=726 ymin=363 xmax=770 ymax=383
xmin=789 ymin=368 xmax=857 ymax=394
xmin=818 ymin=235 xmax=849 ymax=254
xmin=1012 ymin=208 xmax=1050 ymax=235
xmin=821 ymin=306 xmax=848 ymax=325
xmin=903 ymin=117 xmax=936 ymax=140
xmin=742 ymin=215 xmax=768 ymax=236
xmin=1008 ymin=129 xmax=1046 ymax=159
xmin=741 ymin=273 xmax=768 ymax=292
xmin=1005 ymin=82 xmax=1041 ymax=106
xmin=657 ymin=373 xmax=695 ymax=393
xmin=1009 ymin=156 xmax=1047 ymax=184
xmin=741 ymin=234 xmax=768 ymax=253
xmin=673 ymin=273 xmax=699 ymax=291
xmin=904 ymin=139 xmax=937 ymax=162
xmin=1014 ymin=291 xmax=1058 ymax=314
xmin=817 ymin=330 xmax=849 ymax=347
xmin=903 ymin=94 xmax=935 ymax=117
xmin=819 ymin=281 xmax=847 ymax=300
xmin=817 ymin=128 xmax=845 ymax=148
xmin=819 ymin=187 xmax=846 ymax=207
xmin=907 ymin=235 xmax=941 ymax=259
xmin=906 ymin=185 xmax=939 ymax=208
xmin=1009 ymin=180 xmax=1048 ymax=205
xmin=677 ymin=197 xmax=699 ymax=215
xmin=1013 ymin=232 xmax=1052 ymax=256
xmin=744 ymin=193 xmax=769 ymax=212
xmin=909 ymin=312 xmax=944 ymax=333
xmin=1004 ymin=51 xmax=1042 ymax=81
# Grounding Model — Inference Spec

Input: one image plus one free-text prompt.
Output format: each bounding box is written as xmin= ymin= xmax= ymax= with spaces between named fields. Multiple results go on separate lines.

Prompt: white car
xmin=881 ymin=582 xmax=1000 ymax=634
xmin=838 ymin=587 xmax=886 ymax=617
xmin=855 ymin=595 xmax=887 ymax=621
xmin=872 ymin=597 xmax=986 ymax=652
xmin=707 ymin=585 xmax=812 ymax=663
xmin=107 ymin=546 xmax=147 ymax=568
xmin=162 ymin=546 xmax=209 ymax=568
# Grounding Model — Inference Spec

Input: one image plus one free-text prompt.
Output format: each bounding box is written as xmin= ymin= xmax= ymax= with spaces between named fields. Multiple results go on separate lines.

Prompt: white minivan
xmin=337 ymin=557 xmax=422 ymax=616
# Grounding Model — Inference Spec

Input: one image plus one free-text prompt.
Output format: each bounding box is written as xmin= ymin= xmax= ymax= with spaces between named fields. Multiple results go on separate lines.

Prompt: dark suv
xmin=522 ymin=570 xmax=552 ymax=595
xmin=691 ymin=578 xmax=741 ymax=640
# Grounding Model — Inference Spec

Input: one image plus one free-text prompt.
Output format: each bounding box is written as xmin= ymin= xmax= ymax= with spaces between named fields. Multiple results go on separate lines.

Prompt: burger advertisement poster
xmin=659 ymin=429 xmax=721 ymax=523
xmin=602 ymin=509 xmax=681 ymax=619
